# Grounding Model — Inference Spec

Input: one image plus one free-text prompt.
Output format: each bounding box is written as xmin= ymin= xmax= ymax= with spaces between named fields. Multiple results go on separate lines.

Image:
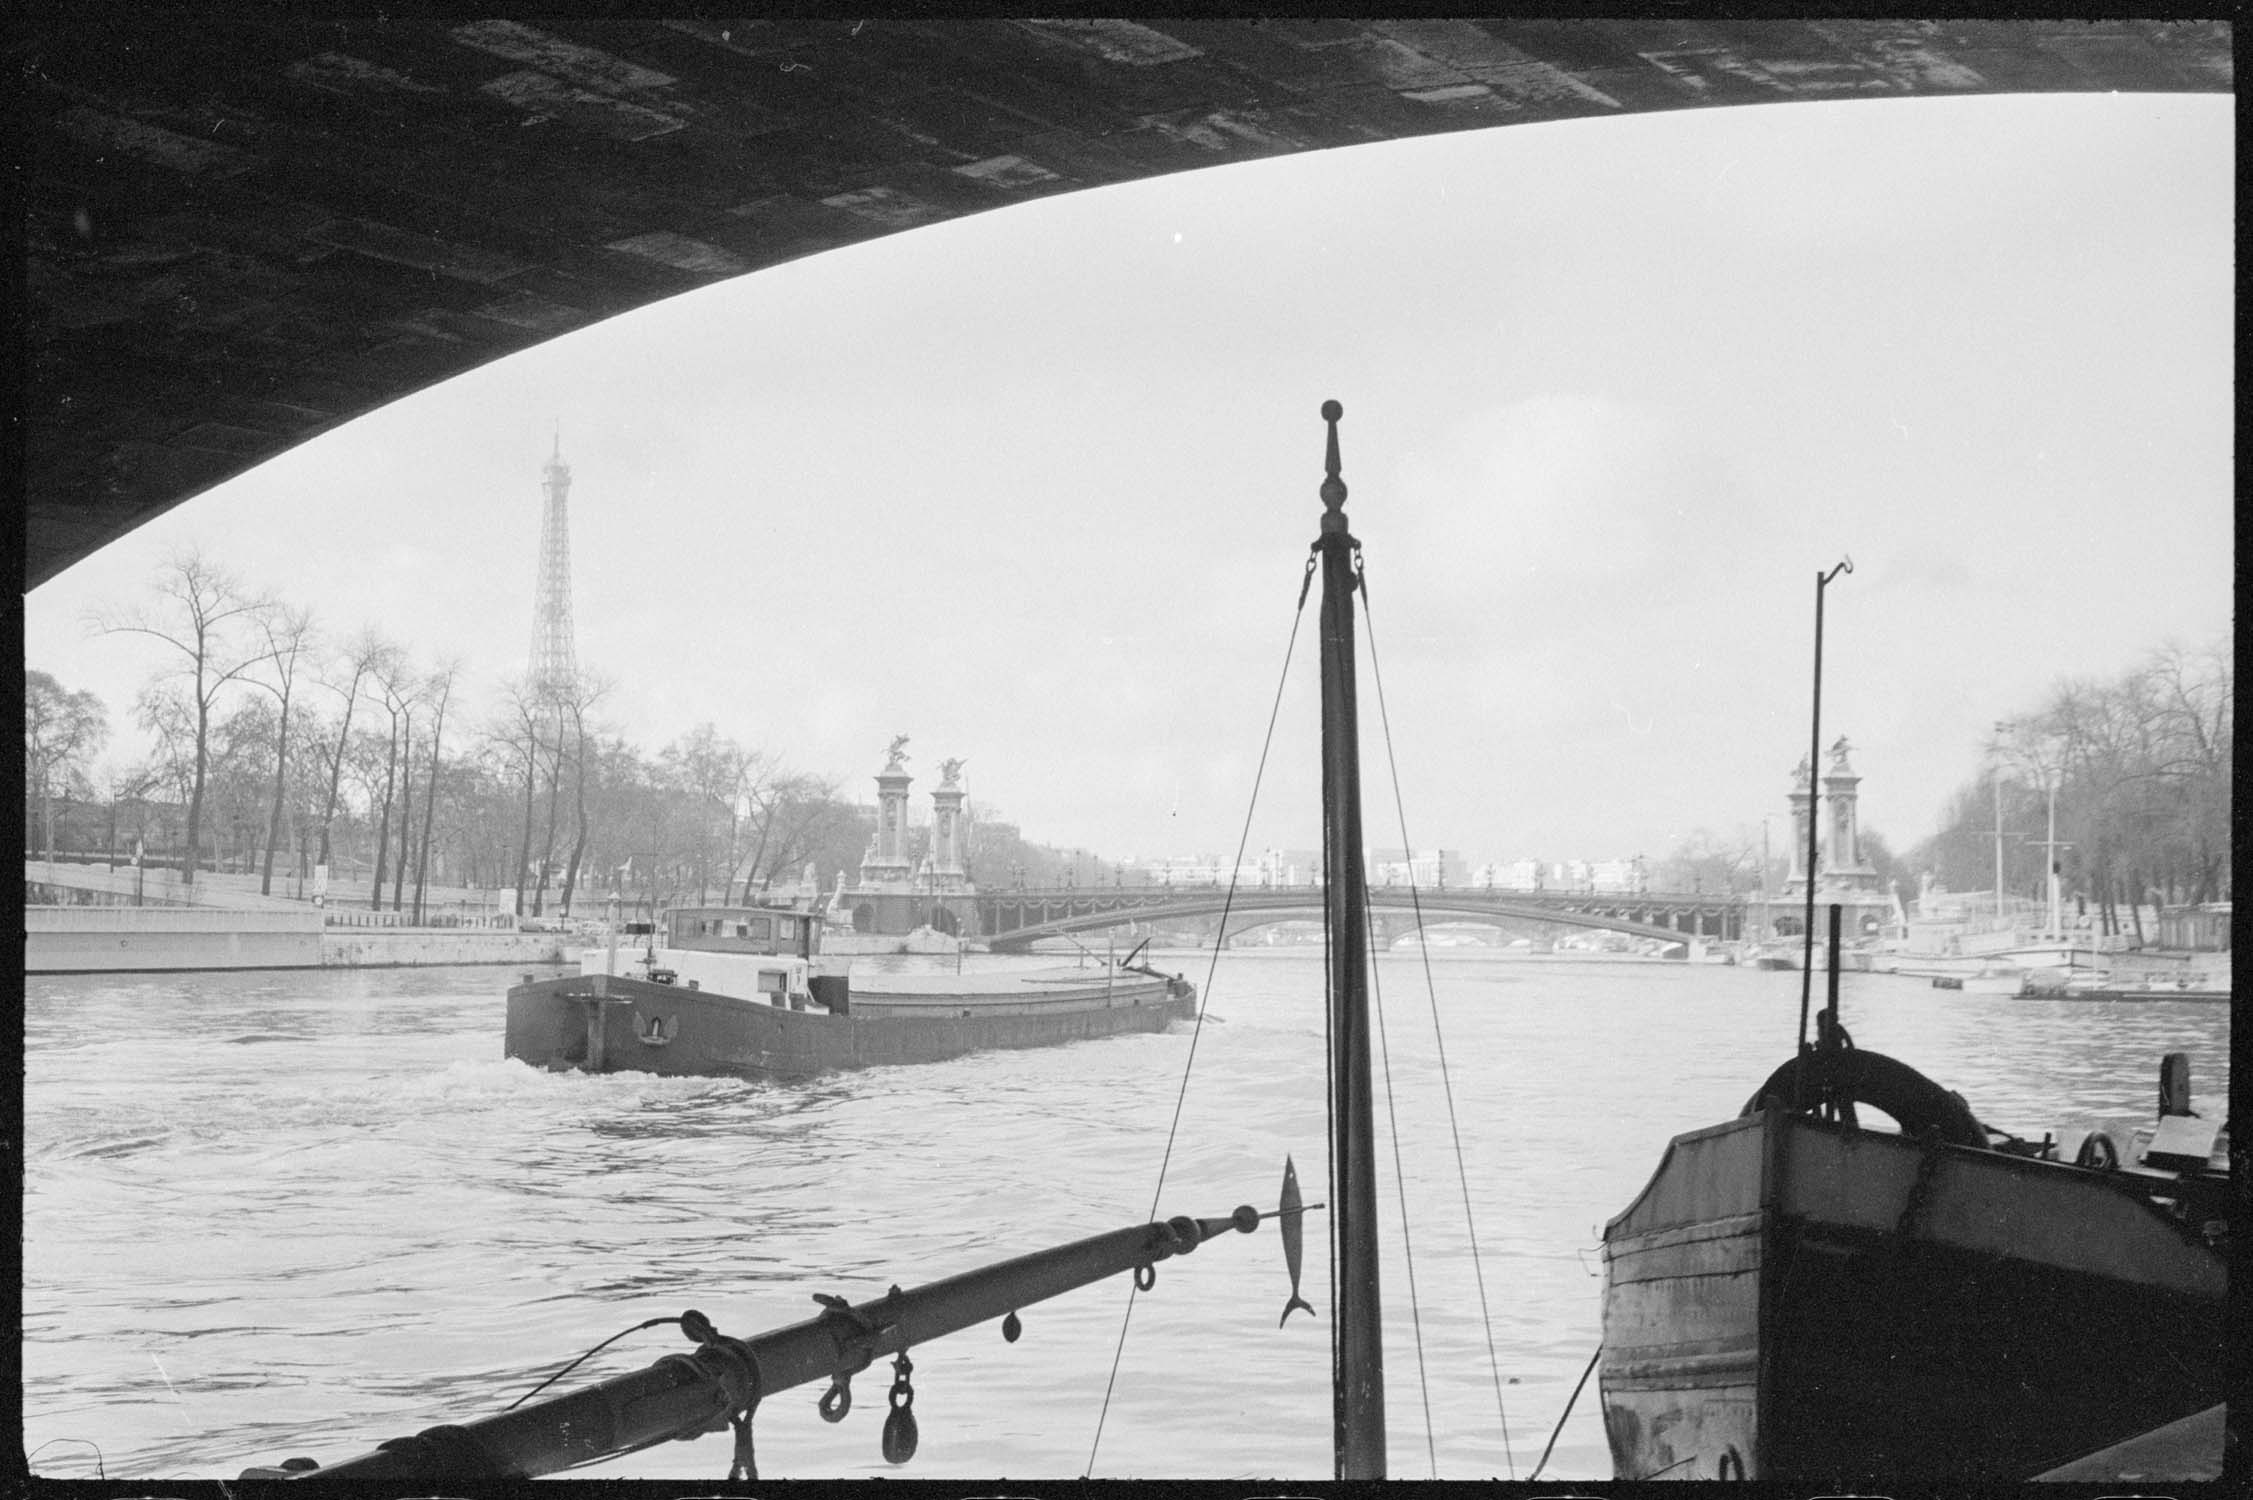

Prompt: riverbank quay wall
xmin=25 ymin=907 xmax=568 ymax=973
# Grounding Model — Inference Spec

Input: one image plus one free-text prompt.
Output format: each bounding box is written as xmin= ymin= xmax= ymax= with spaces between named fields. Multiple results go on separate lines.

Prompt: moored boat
xmin=1599 ymin=1042 xmax=2228 ymax=1483
xmin=505 ymin=903 xmax=1195 ymax=1080
xmin=1600 ymin=548 xmax=2228 ymax=1485
xmin=1956 ymin=963 xmax=2032 ymax=996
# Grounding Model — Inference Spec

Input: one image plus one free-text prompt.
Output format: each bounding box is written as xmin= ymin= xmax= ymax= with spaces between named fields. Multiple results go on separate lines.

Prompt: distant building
xmin=1473 ymin=859 xmax=1544 ymax=892
xmin=1369 ymin=848 xmax=1468 ymax=888
xmin=1139 ymin=847 xmax=1319 ymax=887
xmin=1589 ymin=857 xmax=1649 ymax=895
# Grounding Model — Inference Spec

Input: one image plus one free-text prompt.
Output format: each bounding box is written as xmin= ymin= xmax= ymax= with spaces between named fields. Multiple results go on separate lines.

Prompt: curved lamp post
xmin=1797 ymin=556 xmax=1852 ymax=1063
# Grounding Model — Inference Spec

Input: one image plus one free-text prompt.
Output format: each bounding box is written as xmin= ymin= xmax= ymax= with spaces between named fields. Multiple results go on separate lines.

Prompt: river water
xmin=21 ymin=949 xmax=2230 ymax=1481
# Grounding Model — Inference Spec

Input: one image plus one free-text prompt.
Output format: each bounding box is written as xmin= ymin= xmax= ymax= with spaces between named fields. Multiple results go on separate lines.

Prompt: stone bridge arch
xmin=22 ymin=19 xmax=2228 ymax=587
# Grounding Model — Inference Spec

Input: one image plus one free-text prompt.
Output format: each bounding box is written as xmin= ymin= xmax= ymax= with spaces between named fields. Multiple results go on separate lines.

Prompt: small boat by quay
xmin=1954 ymin=963 xmax=2032 ymax=996
xmin=505 ymin=903 xmax=1195 ymax=1081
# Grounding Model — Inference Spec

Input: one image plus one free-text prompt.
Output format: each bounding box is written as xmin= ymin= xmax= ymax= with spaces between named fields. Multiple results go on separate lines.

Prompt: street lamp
xmin=1798 ymin=554 xmax=1852 ymax=1064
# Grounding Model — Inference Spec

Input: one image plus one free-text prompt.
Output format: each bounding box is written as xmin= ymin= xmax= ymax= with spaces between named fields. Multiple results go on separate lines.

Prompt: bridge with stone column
xmin=978 ymin=884 xmax=1744 ymax=953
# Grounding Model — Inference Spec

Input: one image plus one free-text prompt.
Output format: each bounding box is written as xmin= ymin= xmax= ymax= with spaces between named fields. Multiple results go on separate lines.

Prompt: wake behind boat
xmin=505 ymin=904 xmax=1194 ymax=1081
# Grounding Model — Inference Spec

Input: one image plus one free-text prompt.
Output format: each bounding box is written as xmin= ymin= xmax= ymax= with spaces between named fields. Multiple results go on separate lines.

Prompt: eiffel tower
xmin=527 ymin=432 xmax=579 ymax=705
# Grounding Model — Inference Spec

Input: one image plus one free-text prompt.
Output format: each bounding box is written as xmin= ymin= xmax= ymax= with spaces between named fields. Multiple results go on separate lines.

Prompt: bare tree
xmin=314 ymin=628 xmax=390 ymax=888
xmin=96 ymin=759 xmax=163 ymax=868
xmin=410 ymin=660 xmax=462 ymax=924
xmin=490 ymin=676 xmax=546 ymax=918
xmin=393 ymin=715 xmax=416 ymax=914
xmin=738 ymin=770 xmax=855 ymax=894
xmin=25 ymin=670 xmax=110 ymax=862
xmin=1916 ymin=635 xmax=2230 ymax=926
xmin=532 ymin=702 xmax=570 ymax=916
xmin=367 ymin=647 xmax=420 ymax=909
xmin=556 ymin=673 xmax=612 ymax=917
xmin=90 ymin=550 xmax=272 ymax=885
xmin=1653 ymin=824 xmax=1762 ymax=896
xmin=660 ymin=723 xmax=760 ymax=903
xmin=247 ymin=604 xmax=317 ymax=894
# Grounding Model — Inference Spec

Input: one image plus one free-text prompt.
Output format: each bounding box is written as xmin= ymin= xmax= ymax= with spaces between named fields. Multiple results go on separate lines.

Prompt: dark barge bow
xmin=1598 ymin=1064 xmax=2225 ymax=1484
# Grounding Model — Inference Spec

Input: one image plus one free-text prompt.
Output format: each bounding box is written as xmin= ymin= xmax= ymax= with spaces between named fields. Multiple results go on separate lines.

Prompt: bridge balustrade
xmin=977 ymin=884 xmax=1745 ymax=950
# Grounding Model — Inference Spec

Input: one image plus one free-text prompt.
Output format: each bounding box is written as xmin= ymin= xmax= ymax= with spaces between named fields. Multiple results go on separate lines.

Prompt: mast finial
xmin=1319 ymin=400 xmax=1348 ymax=529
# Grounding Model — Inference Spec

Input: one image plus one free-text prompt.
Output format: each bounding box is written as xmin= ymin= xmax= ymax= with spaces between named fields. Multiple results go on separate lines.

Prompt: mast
xmin=1314 ymin=400 xmax=1385 ymax=1479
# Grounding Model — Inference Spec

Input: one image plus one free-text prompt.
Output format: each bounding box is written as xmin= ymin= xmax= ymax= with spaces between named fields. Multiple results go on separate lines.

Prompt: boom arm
xmin=249 ymin=1204 xmax=1261 ymax=1482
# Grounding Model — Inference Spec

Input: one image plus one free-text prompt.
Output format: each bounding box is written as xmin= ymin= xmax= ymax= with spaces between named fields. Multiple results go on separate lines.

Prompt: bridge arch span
xmin=982 ymin=887 xmax=1736 ymax=953
xmin=22 ymin=19 xmax=2228 ymax=587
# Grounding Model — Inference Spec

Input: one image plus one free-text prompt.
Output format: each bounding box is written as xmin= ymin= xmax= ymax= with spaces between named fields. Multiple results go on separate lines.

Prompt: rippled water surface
xmin=22 ymin=952 xmax=2229 ymax=1480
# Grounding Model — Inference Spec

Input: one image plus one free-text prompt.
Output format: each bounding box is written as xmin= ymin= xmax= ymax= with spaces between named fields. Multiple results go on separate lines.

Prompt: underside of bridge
xmin=21 ymin=18 xmax=2229 ymax=591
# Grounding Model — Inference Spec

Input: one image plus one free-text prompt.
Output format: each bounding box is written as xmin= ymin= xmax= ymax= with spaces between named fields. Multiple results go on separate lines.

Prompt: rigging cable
xmin=1084 ymin=554 xmax=1321 ymax=1478
xmin=505 ymin=1316 xmax=685 ymax=1410
xmin=1363 ymin=896 xmax=1440 ymax=1476
xmin=1358 ymin=569 xmax=1519 ymax=1477
xmin=1528 ymin=1346 xmax=1602 ymax=1481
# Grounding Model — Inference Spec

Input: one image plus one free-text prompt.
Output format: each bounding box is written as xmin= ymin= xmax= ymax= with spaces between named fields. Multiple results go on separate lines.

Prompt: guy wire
xmin=1084 ymin=553 xmax=1318 ymax=1477
xmin=1359 ymin=574 xmax=1518 ymax=1477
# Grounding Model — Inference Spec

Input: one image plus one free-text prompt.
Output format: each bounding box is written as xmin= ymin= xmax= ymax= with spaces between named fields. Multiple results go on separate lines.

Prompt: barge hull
xmin=505 ymin=973 xmax=1195 ymax=1080
xmin=1600 ymin=1111 xmax=2225 ymax=1484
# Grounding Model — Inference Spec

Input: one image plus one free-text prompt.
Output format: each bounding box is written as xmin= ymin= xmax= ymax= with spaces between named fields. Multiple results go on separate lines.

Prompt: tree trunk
xmin=261 ymin=676 xmax=294 ymax=895
xmin=559 ymin=706 xmax=589 ymax=916
xmin=514 ymin=725 xmax=539 ymax=920
xmin=371 ymin=718 xmax=398 ymax=908
xmin=392 ymin=720 xmax=414 ymax=913
xmin=317 ymin=687 xmax=361 ymax=869
xmin=534 ymin=717 xmax=564 ymax=916
xmin=184 ymin=694 xmax=211 ymax=887
xmin=413 ymin=691 xmax=449 ymax=925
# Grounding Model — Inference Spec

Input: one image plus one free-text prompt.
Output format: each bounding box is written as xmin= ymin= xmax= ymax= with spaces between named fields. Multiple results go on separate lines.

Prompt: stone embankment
xmin=24 ymin=906 xmax=570 ymax=973
xmin=25 ymin=861 xmax=570 ymax=973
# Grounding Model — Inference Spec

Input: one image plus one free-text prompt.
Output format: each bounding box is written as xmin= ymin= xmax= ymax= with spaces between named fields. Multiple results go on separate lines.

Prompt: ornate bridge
xmin=978 ymin=885 xmax=1744 ymax=953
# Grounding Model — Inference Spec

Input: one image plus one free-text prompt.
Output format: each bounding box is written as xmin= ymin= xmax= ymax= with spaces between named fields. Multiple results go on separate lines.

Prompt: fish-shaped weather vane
xmin=1279 ymin=1156 xmax=1316 ymax=1327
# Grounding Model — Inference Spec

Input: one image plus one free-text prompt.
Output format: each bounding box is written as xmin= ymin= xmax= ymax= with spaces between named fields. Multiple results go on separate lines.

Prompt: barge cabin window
xmin=669 ymin=907 xmax=796 ymax=953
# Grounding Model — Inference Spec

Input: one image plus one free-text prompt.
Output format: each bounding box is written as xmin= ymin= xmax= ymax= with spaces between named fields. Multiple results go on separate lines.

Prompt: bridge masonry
xmin=979 ymin=885 xmax=1744 ymax=953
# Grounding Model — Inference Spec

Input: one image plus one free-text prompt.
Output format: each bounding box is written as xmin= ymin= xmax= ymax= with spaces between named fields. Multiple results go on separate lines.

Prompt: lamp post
xmin=1759 ymin=814 xmax=1774 ymax=946
xmin=1798 ymin=556 xmax=1852 ymax=1064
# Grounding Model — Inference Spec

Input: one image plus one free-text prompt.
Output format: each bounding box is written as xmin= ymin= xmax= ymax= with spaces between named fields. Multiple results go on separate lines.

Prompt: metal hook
xmin=880 ymin=1349 xmax=919 ymax=1463
xmin=819 ymin=1372 xmax=853 ymax=1422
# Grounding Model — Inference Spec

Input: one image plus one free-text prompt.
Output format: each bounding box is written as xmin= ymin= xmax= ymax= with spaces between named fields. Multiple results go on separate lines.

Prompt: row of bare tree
xmin=1909 ymin=639 xmax=2231 ymax=936
xmin=33 ymin=548 xmax=1111 ymax=919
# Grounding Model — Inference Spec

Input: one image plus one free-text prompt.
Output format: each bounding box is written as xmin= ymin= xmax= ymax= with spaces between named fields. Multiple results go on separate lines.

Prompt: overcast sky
xmin=24 ymin=92 xmax=2232 ymax=869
